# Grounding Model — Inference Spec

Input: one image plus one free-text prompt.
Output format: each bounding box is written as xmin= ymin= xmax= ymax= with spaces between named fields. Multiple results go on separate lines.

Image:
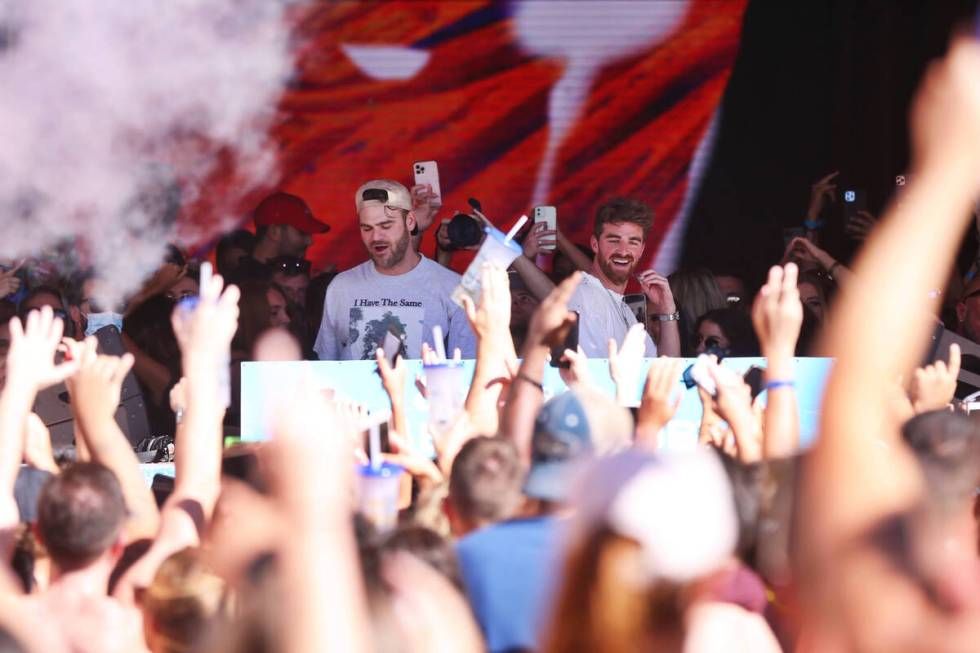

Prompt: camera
xmin=445 ymin=212 xmax=484 ymax=250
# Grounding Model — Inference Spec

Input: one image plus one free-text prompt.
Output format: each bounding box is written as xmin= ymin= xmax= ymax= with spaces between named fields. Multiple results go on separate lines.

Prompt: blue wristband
xmin=803 ymin=219 xmax=824 ymax=230
xmin=765 ymin=380 xmax=795 ymax=391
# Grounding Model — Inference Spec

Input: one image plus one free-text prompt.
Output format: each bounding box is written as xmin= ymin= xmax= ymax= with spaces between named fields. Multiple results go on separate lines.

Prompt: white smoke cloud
xmin=0 ymin=0 xmax=294 ymax=305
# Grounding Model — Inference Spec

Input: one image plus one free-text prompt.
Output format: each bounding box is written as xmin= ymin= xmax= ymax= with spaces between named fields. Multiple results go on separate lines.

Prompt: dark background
xmin=682 ymin=0 xmax=979 ymax=285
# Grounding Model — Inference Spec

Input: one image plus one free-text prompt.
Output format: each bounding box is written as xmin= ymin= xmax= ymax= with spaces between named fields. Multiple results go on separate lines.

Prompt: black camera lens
xmin=446 ymin=213 xmax=484 ymax=250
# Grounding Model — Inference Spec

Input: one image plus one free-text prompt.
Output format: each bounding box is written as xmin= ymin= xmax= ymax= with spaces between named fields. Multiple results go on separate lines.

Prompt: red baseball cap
xmin=253 ymin=192 xmax=330 ymax=234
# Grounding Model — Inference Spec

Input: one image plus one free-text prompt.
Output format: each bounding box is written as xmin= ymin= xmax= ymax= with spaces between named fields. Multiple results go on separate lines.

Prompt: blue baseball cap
xmin=523 ymin=384 xmax=633 ymax=503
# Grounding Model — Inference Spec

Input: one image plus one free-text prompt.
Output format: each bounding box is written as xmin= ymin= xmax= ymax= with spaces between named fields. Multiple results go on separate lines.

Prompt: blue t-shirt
xmin=456 ymin=516 xmax=563 ymax=653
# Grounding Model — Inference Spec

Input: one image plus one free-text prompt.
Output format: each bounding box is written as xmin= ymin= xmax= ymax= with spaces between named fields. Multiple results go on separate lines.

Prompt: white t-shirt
xmin=314 ymin=256 xmax=476 ymax=361
xmin=567 ymin=271 xmax=657 ymax=358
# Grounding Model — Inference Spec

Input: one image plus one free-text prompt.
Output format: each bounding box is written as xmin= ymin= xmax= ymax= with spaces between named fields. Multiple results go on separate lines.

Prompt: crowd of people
xmin=2 ymin=33 xmax=980 ymax=653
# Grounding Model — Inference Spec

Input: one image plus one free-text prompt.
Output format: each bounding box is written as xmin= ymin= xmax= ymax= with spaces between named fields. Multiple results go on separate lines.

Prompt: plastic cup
xmin=451 ymin=226 xmax=523 ymax=308
xmin=357 ymin=462 xmax=404 ymax=532
xmin=424 ymin=361 xmax=466 ymax=432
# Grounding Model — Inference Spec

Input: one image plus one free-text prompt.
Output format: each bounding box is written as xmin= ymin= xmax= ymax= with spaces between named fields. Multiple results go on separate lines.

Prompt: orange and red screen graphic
xmin=245 ymin=1 xmax=746 ymax=276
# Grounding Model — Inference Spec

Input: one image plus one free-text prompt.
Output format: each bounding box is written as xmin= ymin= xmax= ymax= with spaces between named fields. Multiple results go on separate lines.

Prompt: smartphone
xmin=532 ymin=206 xmax=557 ymax=251
xmin=843 ymin=188 xmax=867 ymax=223
xmin=624 ymin=293 xmax=647 ymax=326
xmin=743 ymin=366 xmax=765 ymax=399
xmin=381 ymin=326 xmax=403 ymax=367
xmin=362 ymin=416 xmax=392 ymax=455
xmin=413 ymin=160 xmax=442 ymax=205
xmin=549 ymin=311 xmax=580 ymax=368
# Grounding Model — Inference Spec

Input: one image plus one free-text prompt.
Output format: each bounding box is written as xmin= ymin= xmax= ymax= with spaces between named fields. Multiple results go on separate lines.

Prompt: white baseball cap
xmin=354 ymin=179 xmax=413 ymax=214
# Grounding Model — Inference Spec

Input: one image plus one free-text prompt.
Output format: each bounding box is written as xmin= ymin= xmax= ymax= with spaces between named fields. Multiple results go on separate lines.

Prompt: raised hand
xmin=807 ymin=170 xmax=839 ymax=222
xmin=0 ymin=263 xmax=22 ymax=299
xmin=909 ymin=343 xmax=960 ymax=414
xmin=706 ymin=360 xmax=762 ymax=463
xmin=171 ymin=270 xmax=239 ymax=365
xmin=608 ymin=323 xmax=648 ymax=405
xmin=411 ymin=183 xmax=442 ymax=234
xmin=558 ymin=346 xmax=593 ymax=388
xmin=6 ymin=306 xmax=78 ymax=393
xmin=69 ymin=352 xmax=135 ymax=425
xmin=526 ymin=272 xmax=581 ymax=350
xmin=845 ymin=210 xmax=877 ymax=241
xmin=636 ymin=269 xmax=676 ymax=314
xmin=522 ymin=222 xmax=558 ymax=259
xmin=783 ymin=237 xmax=833 ymax=272
xmin=752 ymin=263 xmax=804 ymax=358
xmin=635 ymin=357 xmax=685 ymax=449
xmin=460 ymin=263 xmax=512 ymax=342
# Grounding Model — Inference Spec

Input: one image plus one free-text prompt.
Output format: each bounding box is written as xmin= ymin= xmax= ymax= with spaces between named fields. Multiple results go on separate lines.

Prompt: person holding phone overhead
xmin=314 ymin=179 xmax=475 ymax=361
xmin=512 ymin=198 xmax=681 ymax=358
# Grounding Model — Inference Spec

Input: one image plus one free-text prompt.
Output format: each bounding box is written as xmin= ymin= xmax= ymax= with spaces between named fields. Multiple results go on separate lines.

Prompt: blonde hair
xmin=143 ymin=548 xmax=231 ymax=653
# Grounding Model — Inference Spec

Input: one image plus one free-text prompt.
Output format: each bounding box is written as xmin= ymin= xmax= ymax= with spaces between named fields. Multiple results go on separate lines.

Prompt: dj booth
xmin=239 ymin=357 xmax=835 ymax=455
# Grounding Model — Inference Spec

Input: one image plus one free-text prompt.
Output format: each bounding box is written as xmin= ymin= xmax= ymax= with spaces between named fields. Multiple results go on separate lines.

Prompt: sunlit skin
xmin=695 ymin=319 xmax=729 ymax=355
xmin=358 ymin=203 xmax=420 ymax=275
xmin=0 ymin=321 xmax=8 ymax=390
xmin=268 ymin=287 xmax=291 ymax=329
xmin=799 ymin=281 xmax=826 ymax=324
xmin=590 ymin=222 xmax=645 ymax=292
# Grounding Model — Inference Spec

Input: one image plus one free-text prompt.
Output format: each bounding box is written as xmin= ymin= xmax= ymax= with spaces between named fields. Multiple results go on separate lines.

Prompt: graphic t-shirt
xmin=567 ymin=271 xmax=657 ymax=358
xmin=313 ymin=256 xmax=476 ymax=361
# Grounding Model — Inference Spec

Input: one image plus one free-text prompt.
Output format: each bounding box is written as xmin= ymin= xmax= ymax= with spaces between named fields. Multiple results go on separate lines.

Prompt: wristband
xmin=765 ymin=380 xmax=795 ymax=392
xmin=654 ymin=311 xmax=681 ymax=322
xmin=515 ymin=372 xmax=544 ymax=392
xmin=828 ymin=261 xmax=842 ymax=277
xmin=803 ymin=218 xmax=824 ymax=230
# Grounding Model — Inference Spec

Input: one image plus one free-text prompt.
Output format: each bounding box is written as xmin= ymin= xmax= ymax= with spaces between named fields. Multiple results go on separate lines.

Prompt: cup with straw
xmin=450 ymin=215 xmax=527 ymax=308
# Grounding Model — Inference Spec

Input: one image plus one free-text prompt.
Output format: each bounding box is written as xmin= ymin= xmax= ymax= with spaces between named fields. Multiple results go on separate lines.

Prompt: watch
xmin=653 ymin=311 xmax=681 ymax=322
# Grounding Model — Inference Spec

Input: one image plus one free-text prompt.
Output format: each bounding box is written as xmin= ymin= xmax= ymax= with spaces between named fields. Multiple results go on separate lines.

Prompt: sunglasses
xmin=273 ymin=258 xmax=311 ymax=276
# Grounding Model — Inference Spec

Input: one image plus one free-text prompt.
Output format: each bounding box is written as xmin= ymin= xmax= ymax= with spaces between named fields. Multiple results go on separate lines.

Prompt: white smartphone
xmin=413 ymin=160 xmax=442 ymax=205
xmin=533 ymin=206 xmax=557 ymax=251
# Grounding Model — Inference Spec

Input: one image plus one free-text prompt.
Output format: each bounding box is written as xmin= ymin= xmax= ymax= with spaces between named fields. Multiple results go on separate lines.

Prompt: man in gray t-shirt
xmin=314 ymin=179 xmax=475 ymax=361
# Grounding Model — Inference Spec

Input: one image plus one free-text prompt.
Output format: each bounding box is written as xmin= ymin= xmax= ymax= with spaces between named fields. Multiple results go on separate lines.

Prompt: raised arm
xmin=65 ymin=337 xmax=160 ymax=541
xmin=806 ymin=37 xmax=980 ymax=543
xmin=114 ymin=272 xmax=239 ymax=603
xmin=461 ymin=264 xmax=518 ymax=435
xmin=0 ymin=308 xmax=77 ymax=560
xmin=555 ymin=229 xmax=593 ymax=272
xmin=752 ymin=263 xmax=804 ymax=459
xmin=274 ymin=388 xmax=370 ymax=653
xmin=510 ymin=254 xmax=557 ymax=302
xmin=499 ymin=273 xmax=581 ymax=463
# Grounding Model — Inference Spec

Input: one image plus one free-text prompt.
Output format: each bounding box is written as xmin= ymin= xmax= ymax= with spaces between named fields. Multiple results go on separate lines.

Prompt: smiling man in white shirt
xmin=513 ymin=197 xmax=680 ymax=358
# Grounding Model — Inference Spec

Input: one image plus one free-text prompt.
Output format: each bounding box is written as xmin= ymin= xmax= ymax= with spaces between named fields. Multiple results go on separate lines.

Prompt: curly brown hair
xmin=593 ymin=197 xmax=654 ymax=240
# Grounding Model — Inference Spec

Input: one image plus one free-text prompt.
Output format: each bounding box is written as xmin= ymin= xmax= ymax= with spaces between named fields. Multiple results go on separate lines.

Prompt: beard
xmin=597 ymin=253 xmax=635 ymax=286
xmin=371 ymin=229 xmax=411 ymax=271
